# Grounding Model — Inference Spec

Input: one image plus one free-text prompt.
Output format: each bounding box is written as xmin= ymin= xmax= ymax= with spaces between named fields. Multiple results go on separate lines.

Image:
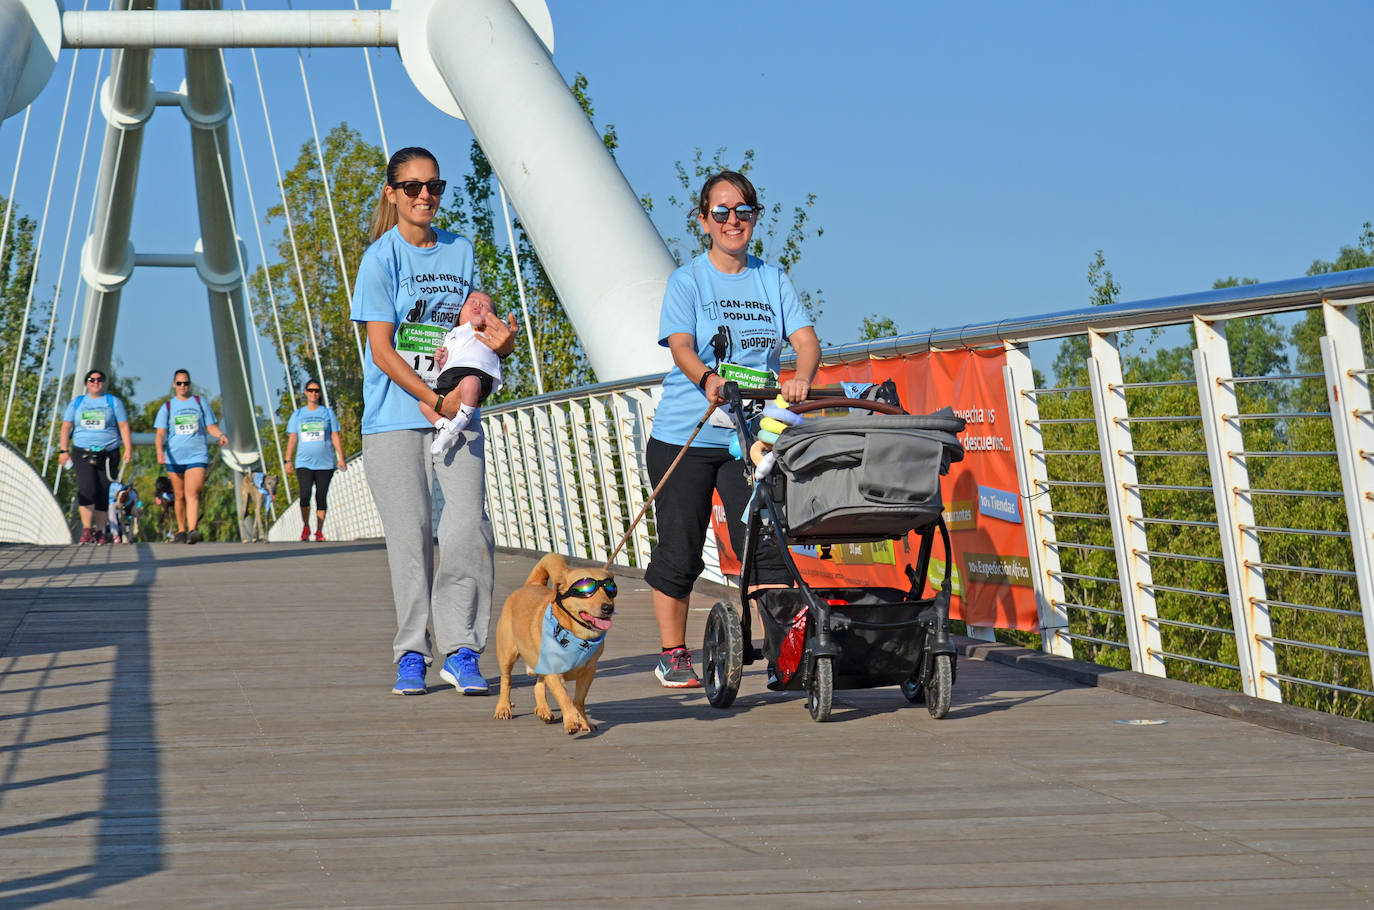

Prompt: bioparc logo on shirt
xmin=400 ymin=272 xmax=472 ymax=327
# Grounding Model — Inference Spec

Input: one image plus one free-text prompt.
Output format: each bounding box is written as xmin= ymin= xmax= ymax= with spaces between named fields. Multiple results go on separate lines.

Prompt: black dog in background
xmin=153 ymin=475 xmax=176 ymax=540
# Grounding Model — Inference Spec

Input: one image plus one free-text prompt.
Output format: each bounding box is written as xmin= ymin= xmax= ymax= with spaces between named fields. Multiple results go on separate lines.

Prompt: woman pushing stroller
xmin=644 ymin=170 xmax=820 ymax=688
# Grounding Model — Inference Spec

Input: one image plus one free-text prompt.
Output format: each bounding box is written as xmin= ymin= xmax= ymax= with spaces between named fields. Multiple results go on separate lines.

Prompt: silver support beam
xmin=0 ymin=0 xmax=59 ymax=118
xmin=1320 ymin=299 xmax=1374 ymax=689
xmin=182 ymin=0 xmax=257 ymax=469
xmin=410 ymin=0 xmax=674 ymax=381
xmin=1088 ymin=329 xmax=1165 ymax=677
xmin=1194 ymin=316 xmax=1280 ymax=701
xmin=74 ymin=0 xmax=156 ymax=392
xmin=62 ymin=9 xmax=398 ymax=48
xmin=1005 ymin=342 xmax=1073 ymax=658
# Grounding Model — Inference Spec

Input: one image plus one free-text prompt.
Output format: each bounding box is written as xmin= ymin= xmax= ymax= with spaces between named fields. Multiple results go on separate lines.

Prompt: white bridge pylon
xmin=1 ymin=0 xmax=675 ymax=476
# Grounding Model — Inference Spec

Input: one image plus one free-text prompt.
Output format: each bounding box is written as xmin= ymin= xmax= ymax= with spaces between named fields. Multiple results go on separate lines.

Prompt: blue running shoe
xmin=392 ymin=651 xmax=427 ymax=695
xmin=440 ymin=648 xmax=489 ymax=695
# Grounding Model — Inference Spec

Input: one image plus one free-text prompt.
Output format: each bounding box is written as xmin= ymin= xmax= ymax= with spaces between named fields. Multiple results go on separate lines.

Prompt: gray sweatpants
xmin=363 ymin=425 xmax=495 ymax=664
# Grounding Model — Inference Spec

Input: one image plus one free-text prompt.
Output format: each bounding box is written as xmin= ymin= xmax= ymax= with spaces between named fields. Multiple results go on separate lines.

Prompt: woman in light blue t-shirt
xmin=284 ymin=378 xmax=347 ymax=541
xmin=351 ymin=146 xmax=518 ymax=698
xmin=153 ymin=369 xmax=228 ymax=544
xmin=57 ymin=368 xmax=133 ymax=544
xmin=644 ymin=170 xmax=821 ymax=690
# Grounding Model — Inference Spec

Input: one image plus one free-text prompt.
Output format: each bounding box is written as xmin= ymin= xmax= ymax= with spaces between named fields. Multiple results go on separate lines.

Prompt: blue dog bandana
xmin=532 ymin=603 xmax=606 ymax=675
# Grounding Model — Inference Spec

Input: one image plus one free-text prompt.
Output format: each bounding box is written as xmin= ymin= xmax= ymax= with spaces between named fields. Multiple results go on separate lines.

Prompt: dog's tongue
xmin=582 ymin=614 xmax=613 ymax=632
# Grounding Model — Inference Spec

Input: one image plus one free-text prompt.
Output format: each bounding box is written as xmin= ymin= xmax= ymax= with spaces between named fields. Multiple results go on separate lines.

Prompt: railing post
xmin=531 ymin=403 xmax=571 ymax=555
xmin=1088 ymin=330 xmax=1166 ymax=677
xmin=609 ymin=388 xmax=656 ymax=568
xmin=500 ymin=410 xmax=534 ymax=549
xmin=568 ymin=398 xmax=610 ymax=563
xmin=547 ymin=401 xmax=588 ymax=559
xmin=514 ymin=408 xmax=553 ymax=552
xmin=1005 ymin=343 xmax=1073 ymax=658
xmin=589 ymin=394 xmax=629 ymax=564
xmin=1320 ymin=298 xmax=1374 ymax=687
xmin=1193 ymin=316 xmax=1281 ymax=701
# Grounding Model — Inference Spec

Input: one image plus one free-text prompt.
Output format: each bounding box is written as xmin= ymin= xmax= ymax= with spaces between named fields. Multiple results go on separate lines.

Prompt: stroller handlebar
xmin=722 ymin=381 xmax=906 ymax=416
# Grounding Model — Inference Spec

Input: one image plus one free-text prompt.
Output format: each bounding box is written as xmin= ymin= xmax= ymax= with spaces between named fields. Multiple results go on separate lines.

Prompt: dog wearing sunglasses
xmin=493 ymin=553 xmax=616 ymax=735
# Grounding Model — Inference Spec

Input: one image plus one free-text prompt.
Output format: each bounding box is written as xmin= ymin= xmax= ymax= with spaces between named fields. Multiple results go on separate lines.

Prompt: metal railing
xmin=0 ymin=436 xmax=70 ymax=545
xmin=264 ymin=267 xmax=1374 ymax=720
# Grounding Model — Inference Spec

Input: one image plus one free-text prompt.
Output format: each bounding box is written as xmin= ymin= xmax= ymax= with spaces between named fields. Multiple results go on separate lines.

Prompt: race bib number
xmin=80 ymin=409 xmax=107 ymax=431
xmin=397 ymin=323 xmax=448 ymax=384
xmin=173 ymin=414 xmax=199 ymax=436
xmin=300 ymin=419 xmax=326 ymax=442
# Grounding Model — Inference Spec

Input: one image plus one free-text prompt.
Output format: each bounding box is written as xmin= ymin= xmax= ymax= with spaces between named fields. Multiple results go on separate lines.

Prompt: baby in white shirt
xmin=417 ymin=291 xmax=503 ymax=455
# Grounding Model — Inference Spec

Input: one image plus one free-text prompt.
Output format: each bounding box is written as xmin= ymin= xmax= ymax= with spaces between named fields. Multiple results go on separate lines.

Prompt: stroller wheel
xmin=926 ymin=653 xmax=953 ymax=719
xmin=703 ymin=601 xmax=744 ymax=709
xmin=806 ymin=656 xmax=833 ymax=722
xmin=900 ymin=675 xmax=925 ymax=704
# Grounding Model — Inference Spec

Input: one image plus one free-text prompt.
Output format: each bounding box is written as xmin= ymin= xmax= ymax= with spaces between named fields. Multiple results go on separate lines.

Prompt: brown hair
xmin=696 ymin=170 xmax=760 ymax=218
xmin=368 ymin=147 xmax=440 ymax=243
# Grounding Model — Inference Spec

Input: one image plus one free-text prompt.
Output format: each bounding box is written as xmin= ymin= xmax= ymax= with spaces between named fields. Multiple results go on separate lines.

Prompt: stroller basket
xmin=770 ymin=408 xmax=965 ymax=541
xmin=757 ymin=587 xmax=937 ymax=691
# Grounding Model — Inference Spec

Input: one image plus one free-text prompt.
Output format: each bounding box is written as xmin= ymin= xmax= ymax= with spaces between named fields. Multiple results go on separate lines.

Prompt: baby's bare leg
xmin=418 ymin=400 xmax=442 ymax=427
xmin=457 ymin=374 xmax=482 ymax=408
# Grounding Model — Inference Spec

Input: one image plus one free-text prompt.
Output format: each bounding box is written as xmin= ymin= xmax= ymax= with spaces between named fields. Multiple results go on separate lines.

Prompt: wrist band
xmin=697 ymin=369 xmax=717 ymax=392
xmin=435 ymin=393 xmax=445 ymax=412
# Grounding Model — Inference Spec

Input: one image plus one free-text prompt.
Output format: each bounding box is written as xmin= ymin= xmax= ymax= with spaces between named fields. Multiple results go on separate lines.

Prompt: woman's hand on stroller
xmin=780 ymin=376 xmax=812 ymax=403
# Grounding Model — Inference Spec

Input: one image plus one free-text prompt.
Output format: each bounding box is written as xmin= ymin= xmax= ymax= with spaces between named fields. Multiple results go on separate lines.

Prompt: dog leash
xmin=601 ymin=402 xmax=716 ymax=571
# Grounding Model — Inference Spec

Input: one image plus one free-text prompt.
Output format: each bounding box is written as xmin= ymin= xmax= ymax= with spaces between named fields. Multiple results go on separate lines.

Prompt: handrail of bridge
xmin=0 ymin=434 xmax=69 ymax=545
xmin=260 ymin=268 xmax=1374 ymax=721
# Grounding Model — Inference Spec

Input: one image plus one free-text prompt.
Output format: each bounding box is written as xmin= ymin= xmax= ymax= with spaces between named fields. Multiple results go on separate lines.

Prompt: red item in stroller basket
xmin=775 ymin=608 xmax=808 ymax=686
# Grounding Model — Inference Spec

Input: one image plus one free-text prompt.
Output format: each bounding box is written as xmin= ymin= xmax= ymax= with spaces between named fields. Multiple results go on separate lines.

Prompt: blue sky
xmin=2 ymin=0 xmax=1371 ymax=407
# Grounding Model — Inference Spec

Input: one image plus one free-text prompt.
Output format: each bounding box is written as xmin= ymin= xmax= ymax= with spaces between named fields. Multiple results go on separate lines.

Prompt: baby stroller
xmin=703 ymin=382 xmax=965 ymax=721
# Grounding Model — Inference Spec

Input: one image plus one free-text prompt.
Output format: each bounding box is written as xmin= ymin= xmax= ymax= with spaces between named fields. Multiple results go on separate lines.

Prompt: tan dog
xmin=238 ymin=471 xmax=280 ymax=543
xmin=493 ymin=554 xmax=616 ymax=734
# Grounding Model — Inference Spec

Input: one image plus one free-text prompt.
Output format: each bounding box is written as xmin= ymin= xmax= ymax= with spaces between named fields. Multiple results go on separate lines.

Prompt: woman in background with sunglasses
xmin=154 ymin=369 xmax=228 ymax=544
xmin=644 ymin=170 xmax=821 ymax=689
xmin=58 ymin=369 xmax=134 ymax=544
xmin=283 ymin=379 xmax=347 ymax=541
xmin=352 ymin=146 xmax=518 ymax=698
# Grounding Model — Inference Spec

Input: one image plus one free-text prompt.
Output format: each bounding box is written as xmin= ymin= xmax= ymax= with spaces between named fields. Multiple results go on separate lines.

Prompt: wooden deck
xmin=3 ymin=541 xmax=1374 ymax=909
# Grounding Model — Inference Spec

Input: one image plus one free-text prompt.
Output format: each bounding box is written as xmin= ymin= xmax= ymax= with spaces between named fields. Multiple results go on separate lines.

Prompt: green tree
xmin=0 ymin=198 xmax=50 ymax=455
xmin=1052 ymin=249 xmax=1120 ymax=385
xmin=858 ymin=313 xmax=900 ymax=340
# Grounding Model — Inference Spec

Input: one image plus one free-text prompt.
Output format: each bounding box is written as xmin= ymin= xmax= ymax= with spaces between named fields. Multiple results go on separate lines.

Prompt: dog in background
xmin=493 ymin=553 xmax=616 ymax=734
xmin=153 ymin=475 xmax=176 ymax=540
xmin=110 ymin=484 xmax=138 ymax=542
xmin=239 ymin=470 xmax=280 ymax=542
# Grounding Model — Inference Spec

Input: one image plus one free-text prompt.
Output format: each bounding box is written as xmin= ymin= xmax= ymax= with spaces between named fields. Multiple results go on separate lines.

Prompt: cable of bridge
xmin=27 ymin=41 xmax=105 ymax=459
xmin=239 ymin=34 xmax=330 ymax=411
xmin=290 ymin=31 xmax=366 ymax=370
xmin=202 ymin=54 xmax=280 ymax=498
xmin=46 ymin=39 xmax=132 ymax=487
xmin=4 ymin=22 xmax=85 ymax=439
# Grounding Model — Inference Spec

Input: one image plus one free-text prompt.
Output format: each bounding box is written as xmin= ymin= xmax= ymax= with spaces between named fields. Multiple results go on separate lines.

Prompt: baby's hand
xmin=434 ymin=345 xmax=448 ymax=369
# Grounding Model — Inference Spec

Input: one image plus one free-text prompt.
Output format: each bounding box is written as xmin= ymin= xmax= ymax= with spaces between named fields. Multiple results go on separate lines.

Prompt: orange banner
xmin=713 ymin=349 xmax=1038 ymax=631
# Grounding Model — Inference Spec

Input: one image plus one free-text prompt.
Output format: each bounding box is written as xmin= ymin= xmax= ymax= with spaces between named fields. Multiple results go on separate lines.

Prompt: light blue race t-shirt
xmin=63 ymin=394 xmax=129 ymax=451
xmin=651 ymin=253 xmax=812 ymax=448
xmin=350 ymin=226 xmax=477 ymax=435
xmin=154 ymin=396 xmax=217 ymax=466
xmin=288 ymin=404 xmax=339 ymax=470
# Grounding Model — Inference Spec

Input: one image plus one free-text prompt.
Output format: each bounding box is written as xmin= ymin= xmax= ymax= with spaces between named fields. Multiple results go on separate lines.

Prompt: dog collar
xmin=533 ymin=603 xmax=605 ymax=676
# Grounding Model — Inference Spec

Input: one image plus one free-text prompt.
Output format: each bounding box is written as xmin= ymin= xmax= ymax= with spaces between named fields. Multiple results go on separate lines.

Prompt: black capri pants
xmin=643 ymin=437 xmax=790 ymax=598
xmin=295 ymin=467 xmax=335 ymax=512
xmin=71 ymin=446 xmax=119 ymax=508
